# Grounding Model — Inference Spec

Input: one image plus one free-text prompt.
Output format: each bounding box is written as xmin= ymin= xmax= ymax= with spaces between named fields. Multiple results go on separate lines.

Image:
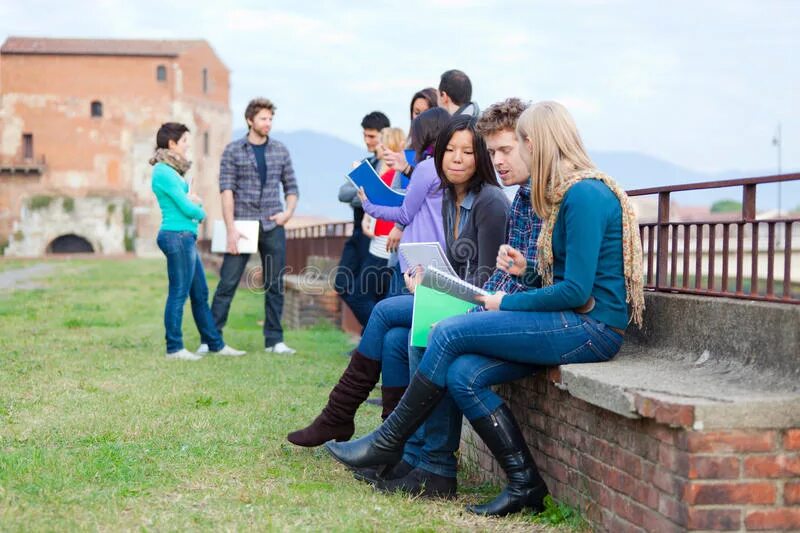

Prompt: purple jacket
xmin=361 ymin=158 xmax=445 ymax=271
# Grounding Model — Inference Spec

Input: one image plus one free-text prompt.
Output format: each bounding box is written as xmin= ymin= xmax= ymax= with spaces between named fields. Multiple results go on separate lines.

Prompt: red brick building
xmin=0 ymin=37 xmax=231 ymax=256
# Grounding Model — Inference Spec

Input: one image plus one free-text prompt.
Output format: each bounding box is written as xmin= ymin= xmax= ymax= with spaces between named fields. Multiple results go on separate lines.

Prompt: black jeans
xmin=334 ymin=229 xmax=390 ymax=328
xmin=211 ymin=224 xmax=286 ymax=347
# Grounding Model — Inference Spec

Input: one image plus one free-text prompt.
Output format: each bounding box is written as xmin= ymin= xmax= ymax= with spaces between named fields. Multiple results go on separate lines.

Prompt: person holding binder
xmin=287 ymin=116 xmax=509 ymax=490
xmin=361 ymin=107 xmax=451 ymax=298
xmin=326 ymin=101 xmax=644 ymax=517
xmin=334 ymin=111 xmax=391 ymax=328
xmin=150 ymin=123 xmax=245 ymax=360
xmin=360 ymin=127 xmax=408 ymax=302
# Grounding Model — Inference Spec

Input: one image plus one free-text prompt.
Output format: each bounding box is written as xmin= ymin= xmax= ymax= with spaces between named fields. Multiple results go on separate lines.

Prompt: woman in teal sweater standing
xmin=326 ymin=102 xmax=644 ymax=517
xmin=151 ymin=123 xmax=244 ymax=361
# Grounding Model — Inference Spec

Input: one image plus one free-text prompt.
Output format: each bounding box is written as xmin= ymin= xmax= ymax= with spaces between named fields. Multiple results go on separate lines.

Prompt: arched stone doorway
xmin=47 ymin=234 xmax=94 ymax=254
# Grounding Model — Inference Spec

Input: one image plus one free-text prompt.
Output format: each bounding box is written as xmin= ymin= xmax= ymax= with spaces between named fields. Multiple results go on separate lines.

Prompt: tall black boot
xmin=466 ymin=404 xmax=549 ymax=517
xmin=325 ymin=373 xmax=445 ymax=473
xmin=350 ymin=385 xmax=409 ymax=485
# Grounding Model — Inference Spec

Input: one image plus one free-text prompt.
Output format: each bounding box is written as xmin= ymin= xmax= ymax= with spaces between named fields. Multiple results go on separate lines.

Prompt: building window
xmin=202 ymin=68 xmax=209 ymax=94
xmin=23 ymin=134 xmax=33 ymax=160
xmin=203 ymin=131 xmax=210 ymax=156
xmin=156 ymin=65 xmax=167 ymax=82
xmin=91 ymin=101 xmax=103 ymax=118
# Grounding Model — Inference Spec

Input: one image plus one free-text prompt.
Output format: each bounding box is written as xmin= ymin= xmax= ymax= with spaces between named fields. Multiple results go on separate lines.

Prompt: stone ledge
xmin=547 ymin=292 xmax=800 ymax=430
xmin=555 ymin=347 xmax=800 ymax=430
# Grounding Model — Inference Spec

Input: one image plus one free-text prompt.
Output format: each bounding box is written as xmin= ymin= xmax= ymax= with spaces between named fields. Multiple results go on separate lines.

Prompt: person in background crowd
xmin=438 ymin=69 xmax=480 ymax=118
xmin=335 ymin=111 xmax=391 ymax=329
xmin=359 ymin=127 xmax=408 ymax=312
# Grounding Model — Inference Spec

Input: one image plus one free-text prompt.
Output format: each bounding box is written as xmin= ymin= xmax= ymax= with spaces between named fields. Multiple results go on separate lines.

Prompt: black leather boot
xmin=351 ymin=460 xmax=414 ymax=485
xmin=325 ymin=373 xmax=445 ymax=473
xmin=376 ymin=467 xmax=456 ymax=499
xmin=466 ymin=404 xmax=549 ymax=517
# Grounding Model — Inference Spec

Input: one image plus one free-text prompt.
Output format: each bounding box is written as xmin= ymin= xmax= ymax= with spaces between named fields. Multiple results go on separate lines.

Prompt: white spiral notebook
xmin=398 ymin=242 xmax=457 ymax=276
xmin=420 ymin=266 xmax=489 ymax=304
xmin=210 ymin=220 xmax=259 ymax=254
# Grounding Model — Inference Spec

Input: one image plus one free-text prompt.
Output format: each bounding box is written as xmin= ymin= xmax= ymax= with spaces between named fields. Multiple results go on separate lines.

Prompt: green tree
xmin=710 ymin=199 xmax=742 ymax=213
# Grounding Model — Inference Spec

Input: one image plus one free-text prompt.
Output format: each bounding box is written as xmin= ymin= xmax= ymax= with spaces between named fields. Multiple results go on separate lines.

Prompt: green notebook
xmin=410 ymin=264 xmax=494 ymax=347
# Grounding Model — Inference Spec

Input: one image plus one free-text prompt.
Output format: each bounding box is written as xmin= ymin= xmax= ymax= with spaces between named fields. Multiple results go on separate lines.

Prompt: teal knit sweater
xmin=500 ymin=179 xmax=629 ymax=330
xmin=151 ymin=162 xmax=206 ymax=234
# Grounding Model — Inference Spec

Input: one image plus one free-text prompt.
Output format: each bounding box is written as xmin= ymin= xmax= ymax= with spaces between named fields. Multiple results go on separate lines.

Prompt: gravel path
xmin=0 ymin=263 xmax=56 ymax=289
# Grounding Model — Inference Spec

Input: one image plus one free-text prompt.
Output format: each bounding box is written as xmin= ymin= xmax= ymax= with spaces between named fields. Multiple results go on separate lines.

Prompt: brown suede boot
xmin=380 ymin=385 xmax=407 ymax=421
xmin=287 ymin=351 xmax=381 ymax=447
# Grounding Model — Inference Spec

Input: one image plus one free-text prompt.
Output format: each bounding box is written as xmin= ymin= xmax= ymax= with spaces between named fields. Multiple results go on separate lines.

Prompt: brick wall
xmin=460 ymin=371 xmax=800 ymax=532
xmin=283 ymin=274 xmax=341 ymax=330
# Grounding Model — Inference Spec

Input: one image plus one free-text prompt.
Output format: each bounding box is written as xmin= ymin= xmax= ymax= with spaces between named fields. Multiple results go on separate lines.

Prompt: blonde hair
xmin=516 ymin=101 xmax=594 ymax=219
xmin=380 ymin=127 xmax=407 ymax=153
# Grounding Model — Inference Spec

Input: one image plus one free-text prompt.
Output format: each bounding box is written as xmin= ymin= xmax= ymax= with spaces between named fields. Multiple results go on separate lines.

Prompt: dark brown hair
xmin=156 ymin=122 xmax=189 ymax=149
xmin=245 ymin=98 xmax=276 ymax=125
xmin=409 ymin=88 xmax=438 ymax=119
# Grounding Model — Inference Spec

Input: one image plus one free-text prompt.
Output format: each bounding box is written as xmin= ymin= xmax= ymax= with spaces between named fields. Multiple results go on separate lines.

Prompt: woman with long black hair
xmin=326 ymin=101 xmax=644 ymax=517
xmin=287 ymin=116 xmax=509 ymax=494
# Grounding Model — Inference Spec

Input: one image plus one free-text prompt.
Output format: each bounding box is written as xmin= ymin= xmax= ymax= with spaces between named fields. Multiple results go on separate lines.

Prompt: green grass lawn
xmin=0 ymin=258 xmax=574 ymax=532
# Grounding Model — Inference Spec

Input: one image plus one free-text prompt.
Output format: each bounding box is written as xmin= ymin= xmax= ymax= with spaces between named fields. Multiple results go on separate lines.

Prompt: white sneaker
xmin=213 ymin=345 xmax=247 ymax=357
xmin=166 ymin=349 xmax=203 ymax=361
xmin=196 ymin=344 xmax=209 ymax=354
xmin=265 ymin=342 xmax=296 ymax=355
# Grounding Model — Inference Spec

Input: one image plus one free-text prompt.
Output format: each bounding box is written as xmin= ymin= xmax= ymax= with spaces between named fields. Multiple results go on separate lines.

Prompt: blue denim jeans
xmin=380 ymin=327 xmax=412 ymax=388
xmin=395 ymin=346 xmax=462 ymax=478
xmin=419 ymin=310 xmax=623 ymax=416
xmin=157 ymin=230 xmax=224 ymax=354
xmin=356 ymin=295 xmax=414 ymax=361
xmin=386 ymin=263 xmax=411 ymax=298
xmin=447 ymin=355 xmax=540 ymax=421
xmin=334 ymin=229 xmax=374 ymax=328
xmin=355 ymin=295 xmax=423 ymax=463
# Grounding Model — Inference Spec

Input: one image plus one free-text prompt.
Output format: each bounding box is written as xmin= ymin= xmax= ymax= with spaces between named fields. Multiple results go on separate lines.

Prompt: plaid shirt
xmin=482 ymin=185 xmax=542 ymax=295
xmin=219 ymin=136 xmax=299 ymax=231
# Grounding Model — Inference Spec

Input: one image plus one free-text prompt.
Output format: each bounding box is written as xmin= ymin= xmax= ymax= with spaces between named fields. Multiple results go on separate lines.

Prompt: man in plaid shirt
xmin=480 ymin=103 xmax=542 ymax=299
xmin=206 ymin=98 xmax=299 ymax=355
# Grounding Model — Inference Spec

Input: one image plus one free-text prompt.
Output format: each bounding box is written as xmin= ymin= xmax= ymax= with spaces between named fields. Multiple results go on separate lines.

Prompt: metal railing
xmin=629 ymin=173 xmax=799 ymax=304
xmin=286 ymin=173 xmax=800 ymax=305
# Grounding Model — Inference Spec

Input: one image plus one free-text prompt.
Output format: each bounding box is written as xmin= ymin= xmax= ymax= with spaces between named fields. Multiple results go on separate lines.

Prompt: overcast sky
xmin=1 ymin=0 xmax=797 ymax=175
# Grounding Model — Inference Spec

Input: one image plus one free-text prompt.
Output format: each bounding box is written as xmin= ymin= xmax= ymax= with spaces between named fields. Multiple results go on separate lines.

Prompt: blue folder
xmin=346 ymin=160 xmax=406 ymax=207
xmin=399 ymin=149 xmax=416 ymax=188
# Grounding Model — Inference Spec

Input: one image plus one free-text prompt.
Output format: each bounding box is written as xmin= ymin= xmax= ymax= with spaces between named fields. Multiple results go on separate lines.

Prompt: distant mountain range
xmin=233 ymin=128 xmax=798 ymax=219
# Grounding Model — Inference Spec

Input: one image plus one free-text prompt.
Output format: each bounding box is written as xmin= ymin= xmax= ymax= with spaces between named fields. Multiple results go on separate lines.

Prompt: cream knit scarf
xmin=536 ymin=169 xmax=645 ymax=327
